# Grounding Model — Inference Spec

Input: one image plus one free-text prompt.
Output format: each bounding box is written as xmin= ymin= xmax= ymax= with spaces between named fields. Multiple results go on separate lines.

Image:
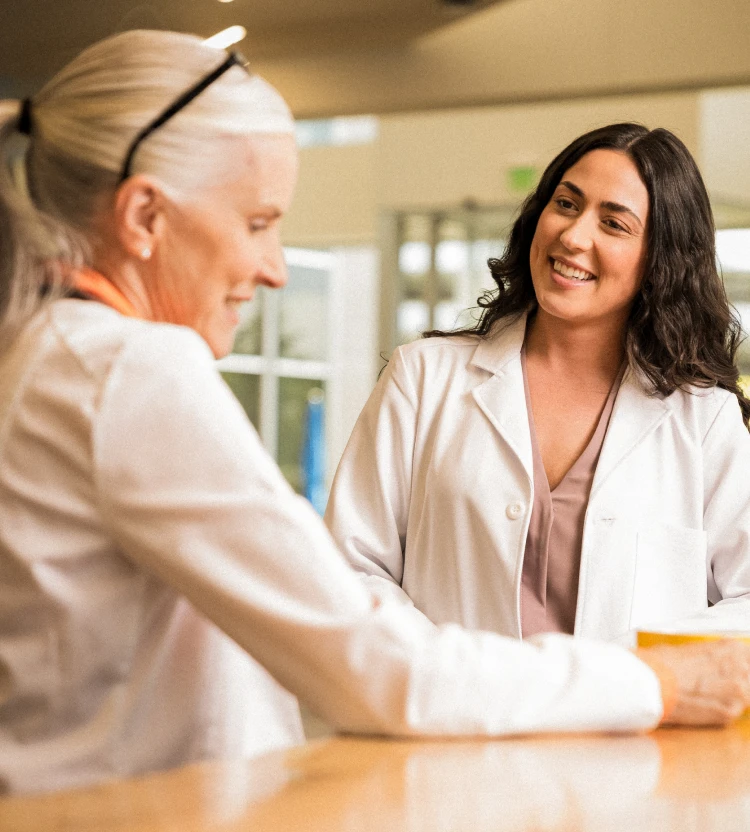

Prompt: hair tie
xmin=18 ymin=98 xmax=33 ymax=136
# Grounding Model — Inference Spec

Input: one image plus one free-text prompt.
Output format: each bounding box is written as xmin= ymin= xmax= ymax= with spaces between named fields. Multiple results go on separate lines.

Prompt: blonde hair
xmin=0 ymin=29 xmax=295 ymax=348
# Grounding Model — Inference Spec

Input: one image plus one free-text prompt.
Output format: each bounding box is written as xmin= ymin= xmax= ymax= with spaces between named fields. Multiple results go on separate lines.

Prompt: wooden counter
xmin=2 ymin=722 xmax=750 ymax=831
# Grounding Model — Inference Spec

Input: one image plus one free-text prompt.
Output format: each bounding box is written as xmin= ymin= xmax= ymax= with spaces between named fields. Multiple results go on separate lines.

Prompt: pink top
xmin=520 ymin=350 xmax=625 ymax=637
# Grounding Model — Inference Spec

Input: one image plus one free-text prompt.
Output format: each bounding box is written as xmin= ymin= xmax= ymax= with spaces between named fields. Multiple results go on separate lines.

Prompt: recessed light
xmin=218 ymin=0 xmax=235 ymax=4
xmin=204 ymin=25 xmax=247 ymax=48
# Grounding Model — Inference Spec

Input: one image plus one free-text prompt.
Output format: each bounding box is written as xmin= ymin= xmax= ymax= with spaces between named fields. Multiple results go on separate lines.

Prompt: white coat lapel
xmin=590 ymin=370 xmax=671 ymax=500
xmin=470 ymin=316 xmax=533 ymax=483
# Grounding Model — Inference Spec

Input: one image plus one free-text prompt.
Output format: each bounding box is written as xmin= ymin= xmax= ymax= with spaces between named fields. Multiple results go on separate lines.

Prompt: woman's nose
xmin=257 ymin=246 xmax=289 ymax=290
xmin=559 ymin=214 xmax=594 ymax=252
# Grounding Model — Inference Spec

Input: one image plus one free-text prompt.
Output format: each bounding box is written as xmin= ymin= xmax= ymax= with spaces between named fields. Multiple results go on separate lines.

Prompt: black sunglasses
xmin=118 ymin=50 xmax=251 ymax=183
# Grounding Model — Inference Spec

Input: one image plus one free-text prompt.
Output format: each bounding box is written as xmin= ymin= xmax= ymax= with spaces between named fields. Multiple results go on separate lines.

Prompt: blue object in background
xmin=302 ymin=388 xmax=326 ymax=514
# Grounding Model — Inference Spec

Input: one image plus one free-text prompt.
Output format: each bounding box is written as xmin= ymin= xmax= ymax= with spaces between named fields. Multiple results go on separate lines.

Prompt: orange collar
xmin=70 ymin=268 xmax=139 ymax=318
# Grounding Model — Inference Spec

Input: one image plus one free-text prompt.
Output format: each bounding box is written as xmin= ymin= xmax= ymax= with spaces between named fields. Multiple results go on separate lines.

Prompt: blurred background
xmin=3 ymin=0 xmax=750 ymax=505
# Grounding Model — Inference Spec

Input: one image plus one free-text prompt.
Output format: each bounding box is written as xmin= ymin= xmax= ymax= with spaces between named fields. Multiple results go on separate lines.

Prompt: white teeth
xmin=553 ymin=259 xmax=595 ymax=281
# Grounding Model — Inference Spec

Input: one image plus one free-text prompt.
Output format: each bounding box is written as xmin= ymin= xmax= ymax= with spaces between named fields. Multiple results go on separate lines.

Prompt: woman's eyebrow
xmin=559 ymin=179 xmax=585 ymax=199
xmin=559 ymin=179 xmax=644 ymax=228
xmin=600 ymin=200 xmax=644 ymax=228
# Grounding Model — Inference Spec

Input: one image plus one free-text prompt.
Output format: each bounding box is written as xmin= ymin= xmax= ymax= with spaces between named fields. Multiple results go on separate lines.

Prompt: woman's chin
xmin=196 ymin=325 xmax=235 ymax=360
xmin=535 ymin=293 xmax=593 ymax=323
xmin=213 ymin=338 xmax=234 ymax=360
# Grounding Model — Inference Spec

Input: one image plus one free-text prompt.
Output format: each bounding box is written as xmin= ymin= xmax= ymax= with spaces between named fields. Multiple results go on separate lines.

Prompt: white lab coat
xmin=326 ymin=314 xmax=750 ymax=643
xmin=0 ymin=301 xmax=664 ymax=794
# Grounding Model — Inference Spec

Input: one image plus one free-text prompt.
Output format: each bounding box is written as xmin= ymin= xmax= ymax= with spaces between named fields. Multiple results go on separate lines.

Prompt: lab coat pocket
xmin=629 ymin=523 xmax=708 ymax=629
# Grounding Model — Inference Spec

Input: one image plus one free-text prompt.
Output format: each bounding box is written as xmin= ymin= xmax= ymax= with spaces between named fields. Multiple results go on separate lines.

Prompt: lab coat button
xmin=506 ymin=502 xmax=523 ymax=520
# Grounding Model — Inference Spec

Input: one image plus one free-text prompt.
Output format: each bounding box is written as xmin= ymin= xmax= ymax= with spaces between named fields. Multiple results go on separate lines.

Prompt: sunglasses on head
xmin=118 ymin=50 xmax=251 ymax=183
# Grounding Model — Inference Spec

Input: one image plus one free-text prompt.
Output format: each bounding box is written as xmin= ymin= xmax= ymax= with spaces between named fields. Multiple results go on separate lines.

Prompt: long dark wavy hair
xmin=426 ymin=122 xmax=750 ymax=427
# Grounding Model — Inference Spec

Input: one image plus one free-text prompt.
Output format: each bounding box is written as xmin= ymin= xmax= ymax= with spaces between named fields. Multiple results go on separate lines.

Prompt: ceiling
xmin=2 ymin=0 xmax=749 ymax=119
xmin=0 ymin=0 xmax=503 ymax=90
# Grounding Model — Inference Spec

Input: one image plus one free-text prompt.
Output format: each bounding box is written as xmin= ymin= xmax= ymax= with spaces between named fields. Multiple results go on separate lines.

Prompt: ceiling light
xmin=217 ymin=0 xmax=235 ymax=3
xmin=204 ymin=25 xmax=247 ymax=49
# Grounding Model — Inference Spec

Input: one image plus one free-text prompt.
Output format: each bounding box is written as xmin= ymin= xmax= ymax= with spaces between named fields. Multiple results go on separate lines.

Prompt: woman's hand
xmin=637 ymin=640 xmax=750 ymax=726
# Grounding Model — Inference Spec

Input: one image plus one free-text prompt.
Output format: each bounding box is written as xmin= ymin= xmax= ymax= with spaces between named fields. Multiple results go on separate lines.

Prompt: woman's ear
xmin=113 ymin=175 xmax=166 ymax=260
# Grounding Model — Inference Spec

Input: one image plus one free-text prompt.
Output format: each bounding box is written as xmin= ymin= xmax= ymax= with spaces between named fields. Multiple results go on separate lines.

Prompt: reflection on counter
xmin=3 ymin=724 xmax=750 ymax=832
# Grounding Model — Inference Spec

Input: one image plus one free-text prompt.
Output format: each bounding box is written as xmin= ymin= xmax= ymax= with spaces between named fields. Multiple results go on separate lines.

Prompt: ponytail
xmin=0 ymin=100 xmax=86 ymax=351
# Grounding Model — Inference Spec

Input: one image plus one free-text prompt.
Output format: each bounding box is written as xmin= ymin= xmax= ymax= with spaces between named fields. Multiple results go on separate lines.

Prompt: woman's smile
xmin=549 ymin=257 xmax=597 ymax=287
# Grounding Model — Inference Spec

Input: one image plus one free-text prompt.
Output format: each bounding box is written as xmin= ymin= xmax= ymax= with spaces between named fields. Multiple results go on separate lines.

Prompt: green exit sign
xmin=507 ymin=165 xmax=538 ymax=194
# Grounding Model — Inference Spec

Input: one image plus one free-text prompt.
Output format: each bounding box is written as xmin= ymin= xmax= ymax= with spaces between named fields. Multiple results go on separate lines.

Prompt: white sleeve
xmin=325 ymin=347 xmax=428 ymax=613
xmin=678 ymin=392 xmax=750 ymax=632
xmin=93 ymin=327 xmax=663 ymax=736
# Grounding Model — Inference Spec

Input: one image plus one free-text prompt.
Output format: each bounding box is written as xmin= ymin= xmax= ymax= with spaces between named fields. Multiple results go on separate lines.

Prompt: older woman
xmin=327 ymin=123 xmax=750 ymax=642
xmin=0 ymin=36 xmax=747 ymax=795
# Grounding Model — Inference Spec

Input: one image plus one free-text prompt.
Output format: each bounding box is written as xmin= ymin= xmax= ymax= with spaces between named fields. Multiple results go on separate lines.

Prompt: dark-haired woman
xmin=326 ymin=123 xmax=750 ymax=646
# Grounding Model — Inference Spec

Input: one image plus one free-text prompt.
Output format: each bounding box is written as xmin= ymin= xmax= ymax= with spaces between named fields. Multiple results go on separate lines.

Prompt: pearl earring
xmin=140 ymin=246 xmax=152 ymax=261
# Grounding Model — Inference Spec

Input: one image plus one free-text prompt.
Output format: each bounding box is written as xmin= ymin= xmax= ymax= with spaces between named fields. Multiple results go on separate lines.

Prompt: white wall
xmin=285 ymin=144 xmax=379 ymax=247
xmin=377 ymin=92 xmax=700 ymax=210
xmin=283 ymin=89 xmax=701 ymax=244
xmin=326 ymin=247 xmax=380 ymax=480
xmin=700 ymin=87 xmax=750 ymax=212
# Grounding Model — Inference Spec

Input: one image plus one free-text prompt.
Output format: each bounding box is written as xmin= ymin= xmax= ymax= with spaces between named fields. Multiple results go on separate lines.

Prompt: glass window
xmin=718 ymin=228 xmax=750 ymax=378
xmin=218 ymin=249 xmax=333 ymax=509
xmin=295 ymin=116 xmax=379 ymax=149
xmin=397 ymin=299 xmax=430 ymax=343
xmin=218 ymin=245 xmax=380 ymax=512
xmin=231 ymin=296 xmax=263 ymax=356
xmin=279 ymin=255 xmax=331 ymax=361
xmin=392 ymin=207 xmax=516 ymax=347
xmin=278 ymin=378 xmax=326 ymax=496
xmin=434 ymin=219 xmax=470 ymax=333
xmin=221 ymin=372 xmax=260 ymax=428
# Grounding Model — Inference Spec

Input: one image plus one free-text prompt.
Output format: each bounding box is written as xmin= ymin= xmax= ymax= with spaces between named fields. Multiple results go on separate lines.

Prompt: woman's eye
xmin=603 ymin=218 xmax=627 ymax=232
xmin=555 ymin=197 xmax=576 ymax=211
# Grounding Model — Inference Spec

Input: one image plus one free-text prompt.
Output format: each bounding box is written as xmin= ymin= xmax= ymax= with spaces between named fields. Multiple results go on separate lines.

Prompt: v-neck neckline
xmin=521 ymin=346 xmax=625 ymax=495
